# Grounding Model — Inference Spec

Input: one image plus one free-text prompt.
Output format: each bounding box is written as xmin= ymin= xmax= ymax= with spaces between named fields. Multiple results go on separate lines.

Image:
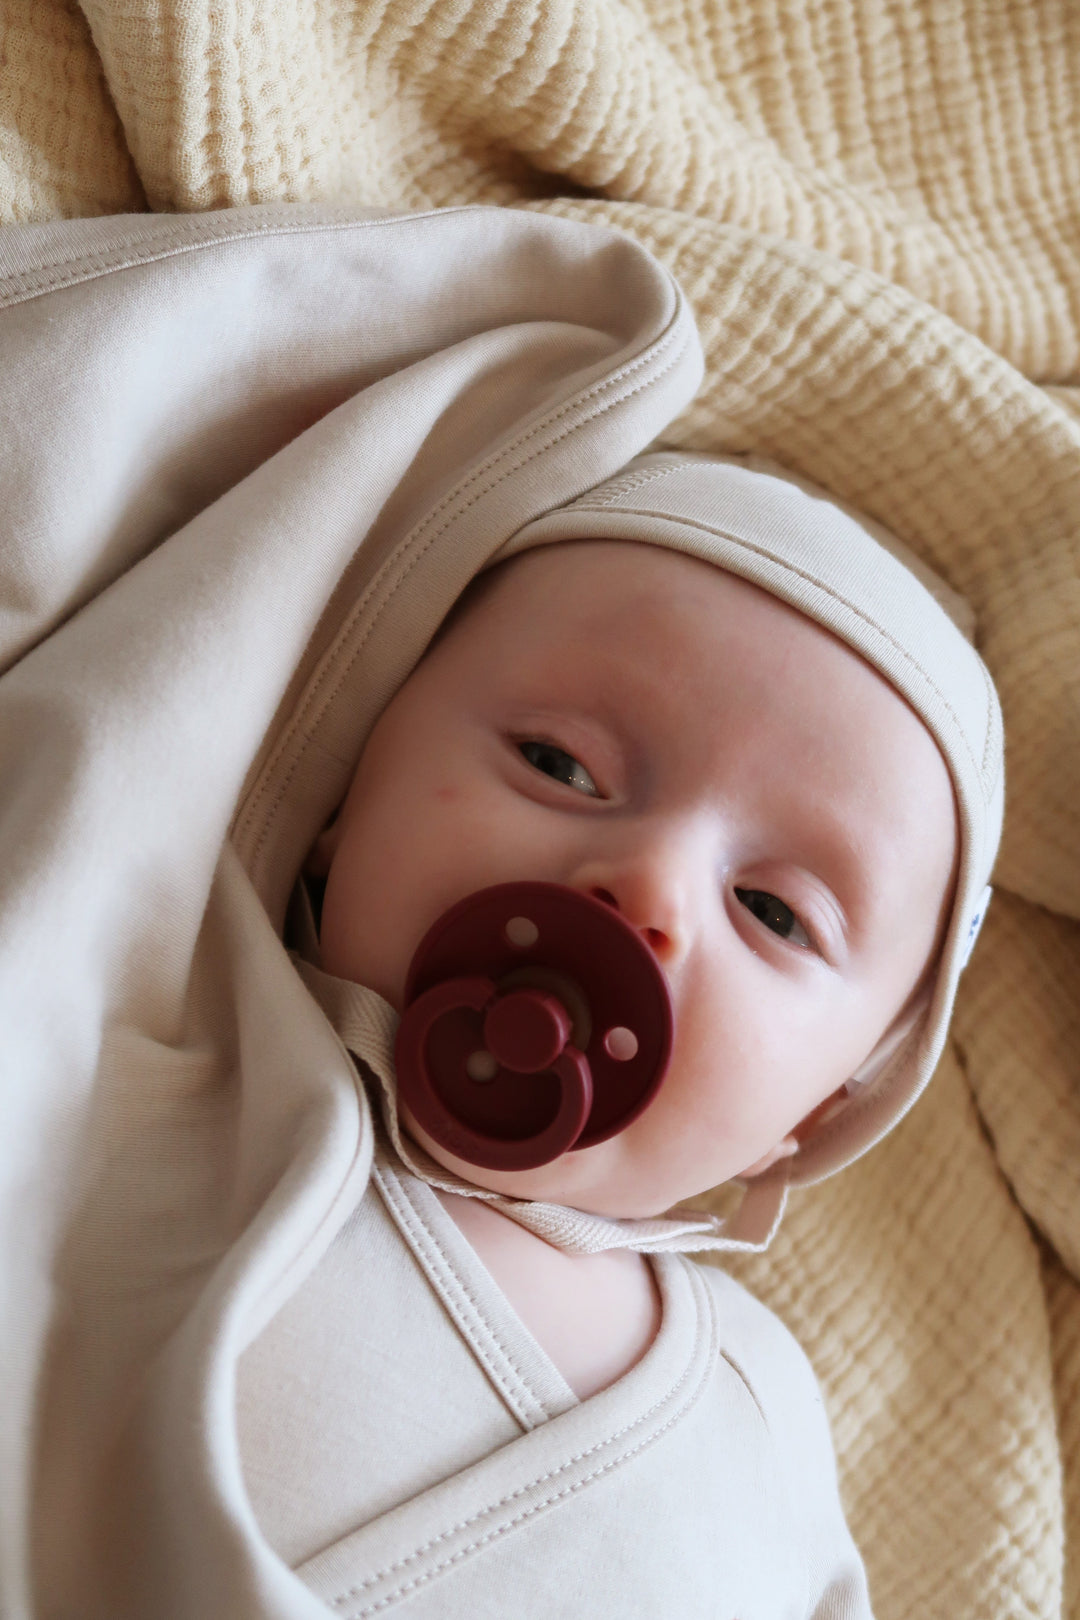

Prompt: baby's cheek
xmin=319 ymin=848 xmax=408 ymax=1002
xmin=658 ymin=997 xmax=815 ymax=1156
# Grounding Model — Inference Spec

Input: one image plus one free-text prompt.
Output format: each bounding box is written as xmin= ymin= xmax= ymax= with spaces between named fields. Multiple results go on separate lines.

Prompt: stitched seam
xmin=325 ymin=1263 xmax=716 ymax=1614
xmin=373 ymin=1161 xmax=549 ymax=1427
xmin=0 ymin=207 xmax=470 ymax=311
xmin=566 ymin=460 xmax=686 ymax=507
xmin=337 ymin=1274 xmax=715 ymax=1615
xmin=236 ymin=308 xmax=690 ymax=868
xmin=383 ymin=1173 xmax=550 ymax=1426
xmin=571 ymin=467 xmax=999 ymax=804
xmin=980 ymin=662 xmax=1001 ymax=789
xmin=568 ymin=502 xmax=985 ymax=789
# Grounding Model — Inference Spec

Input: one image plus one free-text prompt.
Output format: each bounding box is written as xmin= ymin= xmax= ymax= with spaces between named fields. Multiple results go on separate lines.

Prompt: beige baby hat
xmin=499 ymin=450 xmax=1004 ymax=1237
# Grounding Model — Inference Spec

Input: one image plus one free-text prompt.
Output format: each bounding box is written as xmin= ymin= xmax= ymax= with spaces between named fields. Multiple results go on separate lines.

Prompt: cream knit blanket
xmin=3 ymin=5 xmax=1078 ymax=1616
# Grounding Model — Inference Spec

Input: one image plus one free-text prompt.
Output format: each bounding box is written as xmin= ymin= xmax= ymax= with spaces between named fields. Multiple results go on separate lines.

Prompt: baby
xmin=4 ymin=205 xmax=1009 ymax=1620
xmin=237 ymin=452 xmax=1003 ymax=1617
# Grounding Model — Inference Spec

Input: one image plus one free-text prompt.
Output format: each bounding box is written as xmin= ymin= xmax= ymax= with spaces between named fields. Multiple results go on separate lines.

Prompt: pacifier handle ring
xmin=395 ymin=974 xmax=594 ymax=1172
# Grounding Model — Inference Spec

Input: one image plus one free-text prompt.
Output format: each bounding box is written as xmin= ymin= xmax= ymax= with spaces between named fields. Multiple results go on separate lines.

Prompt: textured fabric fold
xmin=0 ymin=203 xmax=702 ymax=1620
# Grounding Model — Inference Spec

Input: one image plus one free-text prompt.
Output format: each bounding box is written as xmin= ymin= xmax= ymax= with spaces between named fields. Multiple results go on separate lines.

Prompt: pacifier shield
xmin=394 ymin=882 xmax=673 ymax=1171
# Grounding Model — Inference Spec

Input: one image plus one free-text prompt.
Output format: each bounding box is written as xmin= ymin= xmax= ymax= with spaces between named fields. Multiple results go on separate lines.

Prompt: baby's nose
xmin=571 ymin=850 xmax=693 ymax=966
xmin=588 ymin=886 xmax=672 ymax=958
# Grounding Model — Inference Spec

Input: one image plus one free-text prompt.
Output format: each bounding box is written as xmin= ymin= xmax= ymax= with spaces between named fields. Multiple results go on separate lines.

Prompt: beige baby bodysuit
xmin=237 ymin=1137 xmax=870 ymax=1618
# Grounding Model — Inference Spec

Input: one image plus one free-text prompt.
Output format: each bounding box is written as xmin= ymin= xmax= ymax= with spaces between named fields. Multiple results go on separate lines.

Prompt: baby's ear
xmin=740 ymin=1084 xmax=851 ymax=1179
xmin=304 ymin=814 xmax=342 ymax=878
xmin=792 ymin=1085 xmax=849 ymax=1143
xmin=739 ymin=1136 xmax=800 ymax=1179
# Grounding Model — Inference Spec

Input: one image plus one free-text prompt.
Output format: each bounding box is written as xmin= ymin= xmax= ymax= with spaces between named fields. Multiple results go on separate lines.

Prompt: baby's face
xmin=314 ymin=541 xmax=957 ymax=1218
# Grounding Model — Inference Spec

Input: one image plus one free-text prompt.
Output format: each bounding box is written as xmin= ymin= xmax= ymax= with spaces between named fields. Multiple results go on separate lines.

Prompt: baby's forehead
xmin=449 ymin=532 xmax=955 ymax=818
xmin=453 ymin=536 xmax=781 ymax=633
xmin=442 ymin=535 xmax=945 ymax=767
xmin=449 ymin=537 xmax=859 ymax=676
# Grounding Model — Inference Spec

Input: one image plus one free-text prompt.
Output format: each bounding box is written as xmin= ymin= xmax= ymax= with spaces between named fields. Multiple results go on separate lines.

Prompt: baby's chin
xmin=398 ymin=1106 xmax=713 ymax=1221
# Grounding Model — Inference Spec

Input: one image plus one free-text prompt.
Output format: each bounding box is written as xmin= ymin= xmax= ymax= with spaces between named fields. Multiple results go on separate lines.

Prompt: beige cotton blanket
xmin=2 ymin=4 xmax=1078 ymax=1617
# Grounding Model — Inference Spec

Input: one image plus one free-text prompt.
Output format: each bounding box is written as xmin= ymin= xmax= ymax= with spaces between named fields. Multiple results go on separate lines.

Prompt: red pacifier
xmin=394 ymin=882 xmax=673 ymax=1172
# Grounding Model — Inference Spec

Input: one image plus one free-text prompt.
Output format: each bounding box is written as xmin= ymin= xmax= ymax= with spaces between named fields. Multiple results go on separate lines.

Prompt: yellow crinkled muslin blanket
xmin=2 ymin=3 xmax=1078 ymax=1615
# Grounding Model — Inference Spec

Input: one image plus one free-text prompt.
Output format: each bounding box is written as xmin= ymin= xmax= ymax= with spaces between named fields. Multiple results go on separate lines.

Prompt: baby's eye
xmin=518 ymin=740 xmax=599 ymax=797
xmin=735 ymin=887 xmax=813 ymax=949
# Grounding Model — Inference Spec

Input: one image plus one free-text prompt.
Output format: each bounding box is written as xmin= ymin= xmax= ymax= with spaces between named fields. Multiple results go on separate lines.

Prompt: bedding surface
xmin=1 ymin=4 xmax=1078 ymax=1618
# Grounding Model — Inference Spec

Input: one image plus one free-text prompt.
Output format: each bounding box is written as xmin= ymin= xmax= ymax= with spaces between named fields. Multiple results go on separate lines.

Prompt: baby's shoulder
xmin=686 ymin=1258 xmax=835 ymax=1461
xmin=678 ymin=1258 xmax=872 ymax=1612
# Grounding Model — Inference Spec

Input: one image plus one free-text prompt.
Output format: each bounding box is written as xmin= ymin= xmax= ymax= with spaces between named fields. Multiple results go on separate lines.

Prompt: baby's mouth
xmin=393 ymin=882 xmax=673 ymax=1172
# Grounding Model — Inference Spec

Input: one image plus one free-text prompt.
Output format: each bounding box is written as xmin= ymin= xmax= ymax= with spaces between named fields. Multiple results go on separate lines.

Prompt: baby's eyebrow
xmin=821 ymin=830 xmax=903 ymax=945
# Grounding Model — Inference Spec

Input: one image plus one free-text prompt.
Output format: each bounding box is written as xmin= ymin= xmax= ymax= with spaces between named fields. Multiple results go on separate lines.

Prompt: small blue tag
xmin=959 ymin=885 xmax=993 ymax=971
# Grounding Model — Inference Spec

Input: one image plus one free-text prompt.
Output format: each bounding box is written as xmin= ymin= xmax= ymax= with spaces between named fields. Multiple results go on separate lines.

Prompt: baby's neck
xmin=434 ymin=1189 xmax=661 ymax=1401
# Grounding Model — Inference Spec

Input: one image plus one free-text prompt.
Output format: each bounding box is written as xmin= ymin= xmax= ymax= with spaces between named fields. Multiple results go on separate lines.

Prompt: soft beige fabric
xmin=237 ymin=1151 xmax=577 ymax=1570
xmin=2 ymin=7 xmax=1078 ymax=1618
xmin=236 ymin=1151 xmax=869 ymax=1616
xmin=0 ymin=203 xmax=869 ymax=1618
xmin=0 ymin=204 xmax=702 ymax=1618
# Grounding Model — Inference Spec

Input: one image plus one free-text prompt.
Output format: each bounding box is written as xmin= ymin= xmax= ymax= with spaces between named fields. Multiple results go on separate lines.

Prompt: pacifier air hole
xmin=465 ymin=1050 xmax=499 ymax=1082
xmin=505 ymin=915 xmax=539 ymax=948
xmin=604 ymin=1026 xmax=639 ymax=1061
